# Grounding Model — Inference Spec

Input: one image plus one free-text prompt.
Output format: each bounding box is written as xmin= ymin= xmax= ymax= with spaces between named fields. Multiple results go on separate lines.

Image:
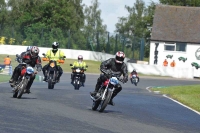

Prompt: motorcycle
xmin=130 ymin=73 xmax=139 ymax=86
xmin=42 ymin=53 xmax=65 ymax=89
xmin=70 ymin=64 xmax=88 ymax=90
xmin=12 ymin=63 xmax=37 ymax=98
xmin=90 ymin=69 xmax=124 ymax=112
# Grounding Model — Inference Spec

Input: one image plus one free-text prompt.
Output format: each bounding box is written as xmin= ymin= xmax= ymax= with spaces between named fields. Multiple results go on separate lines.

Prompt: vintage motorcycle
xmin=70 ymin=64 xmax=88 ymax=90
xmin=90 ymin=69 xmax=124 ymax=112
xmin=42 ymin=53 xmax=65 ymax=89
xmin=12 ymin=63 xmax=37 ymax=98
xmin=130 ymin=73 xmax=139 ymax=86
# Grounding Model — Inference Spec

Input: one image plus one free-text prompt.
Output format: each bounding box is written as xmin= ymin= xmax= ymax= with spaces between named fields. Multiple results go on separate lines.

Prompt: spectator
xmin=163 ymin=59 xmax=168 ymax=66
xmin=170 ymin=60 xmax=176 ymax=67
xmin=4 ymin=55 xmax=11 ymax=66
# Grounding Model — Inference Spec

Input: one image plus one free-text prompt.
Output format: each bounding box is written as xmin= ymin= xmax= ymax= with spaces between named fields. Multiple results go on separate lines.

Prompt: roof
xmin=151 ymin=5 xmax=200 ymax=43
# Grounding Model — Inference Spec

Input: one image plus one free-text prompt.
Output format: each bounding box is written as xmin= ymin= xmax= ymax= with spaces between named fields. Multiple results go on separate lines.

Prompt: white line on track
xmin=146 ymin=86 xmax=200 ymax=115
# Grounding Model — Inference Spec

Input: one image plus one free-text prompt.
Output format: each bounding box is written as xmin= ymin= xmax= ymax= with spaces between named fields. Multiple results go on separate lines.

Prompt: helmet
xmin=26 ymin=46 xmax=33 ymax=51
xmin=52 ymin=42 xmax=59 ymax=50
xmin=133 ymin=69 xmax=136 ymax=72
xmin=30 ymin=46 xmax=39 ymax=58
xmin=115 ymin=51 xmax=125 ymax=63
xmin=78 ymin=55 xmax=83 ymax=62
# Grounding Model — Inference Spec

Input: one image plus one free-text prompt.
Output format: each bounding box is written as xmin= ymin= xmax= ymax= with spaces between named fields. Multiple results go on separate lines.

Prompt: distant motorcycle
xmin=42 ymin=53 xmax=65 ymax=89
xmin=130 ymin=73 xmax=139 ymax=86
xmin=70 ymin=64 xmax=88 ymax=90
xmin=12 ymin=63 xmax=37 ymax=98
xmin=90 ymin=69 xmax=124 ymax=112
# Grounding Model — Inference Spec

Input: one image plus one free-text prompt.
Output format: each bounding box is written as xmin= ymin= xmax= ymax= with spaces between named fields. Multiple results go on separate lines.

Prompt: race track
xmin=0 ymin=73 xmax=200 ymax=133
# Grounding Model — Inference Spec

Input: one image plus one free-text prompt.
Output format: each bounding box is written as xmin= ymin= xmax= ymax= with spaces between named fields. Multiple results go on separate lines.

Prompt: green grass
xmin=0 ymin=54 xmax=101 ymax=74
xmin=151 ymin=85 xmax=200 ymax=112
xmin=0 ymin=74 xmax=11 ymax=82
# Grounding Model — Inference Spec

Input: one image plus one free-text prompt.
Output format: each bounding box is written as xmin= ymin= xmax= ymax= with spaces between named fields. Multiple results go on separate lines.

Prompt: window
xmin=164 ymin=42 xmax=187 ymax=52
xmin=164 ymin=43 xmax=175 ymax=51
xmin=165 ymin=45 xmax=175 ymax=51
xmin=176 ymin=43 xmax=186 ymax=52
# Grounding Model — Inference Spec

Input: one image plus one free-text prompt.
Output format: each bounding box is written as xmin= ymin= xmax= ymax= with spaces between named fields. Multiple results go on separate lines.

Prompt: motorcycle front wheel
xmin=17 ymin=78 xmax=29 ymax=99
xmin=48 ymin=74 xmax=54 ymax=89
xmin=74 ymin=78 xmax=80 ymax=90
xmin=99 ymin=90 xmax=112 ymax=112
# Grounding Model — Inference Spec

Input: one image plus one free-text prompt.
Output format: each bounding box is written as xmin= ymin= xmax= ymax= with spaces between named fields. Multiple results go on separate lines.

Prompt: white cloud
xmin=82 ymin=0 xmax=159 ymax=33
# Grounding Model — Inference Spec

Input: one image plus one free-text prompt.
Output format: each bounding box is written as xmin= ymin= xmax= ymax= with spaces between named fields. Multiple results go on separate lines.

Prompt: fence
xmin=0 ymin=26 xmax=146 ymax=60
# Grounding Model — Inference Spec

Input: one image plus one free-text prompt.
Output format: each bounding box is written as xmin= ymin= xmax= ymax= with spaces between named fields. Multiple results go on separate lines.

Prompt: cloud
xmin=82 ymin=0 xmax=159 ymax=33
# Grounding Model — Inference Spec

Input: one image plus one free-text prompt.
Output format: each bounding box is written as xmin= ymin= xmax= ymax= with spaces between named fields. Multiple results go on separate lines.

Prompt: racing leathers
xmin=42 ymin=49 xmax=65 ymax=82
xmin=91 ymin=58 xmax=128 ymax=105
xmin=10 ymin=51 xmax=42 ymax=92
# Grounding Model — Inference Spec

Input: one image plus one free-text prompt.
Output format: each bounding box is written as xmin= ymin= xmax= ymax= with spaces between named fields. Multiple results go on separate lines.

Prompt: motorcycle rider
xmin=90 ymin=51 xmax=128 ymax=106
xmin=9 ymin=46 xmax=42 ymax=93
xmin=16 ymin=46 xmax=33 ymax=63
xmin=130 ymin=69 xmax=139 ymax=85
xmin=71 ymin=55 xmax=87 ymax=86
xmin=42 ymin=42 xmax=66 ymax=82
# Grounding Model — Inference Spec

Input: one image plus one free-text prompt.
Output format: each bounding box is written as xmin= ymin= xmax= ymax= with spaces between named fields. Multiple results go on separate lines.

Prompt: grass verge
xmin=0 ymin=74 xmax=10 ymax=83
xmin=151 ymin=85 xmax=200 ymax=112
xmin=0 ymin=54 xmax=101 ymax=73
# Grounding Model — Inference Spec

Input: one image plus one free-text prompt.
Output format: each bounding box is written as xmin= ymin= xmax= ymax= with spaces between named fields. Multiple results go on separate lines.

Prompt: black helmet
xmin=52 ymin=42 xmax=59 ymax=51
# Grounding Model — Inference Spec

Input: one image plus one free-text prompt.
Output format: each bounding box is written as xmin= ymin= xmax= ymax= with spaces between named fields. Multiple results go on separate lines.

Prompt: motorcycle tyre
xmin=48 ymin=74 xmax=54 ymax=89
xmin=74 ymin=79 xmax=80 ymax=90
xmin=17 ymin=78 xmax=28 ymax=99
xmin=92 ymin=100 xmax=101 ymax=111
xmin=13 ymin=91 xmax=18 ymax=98
xmin=99 ymin=90 xmax=112 ymax=112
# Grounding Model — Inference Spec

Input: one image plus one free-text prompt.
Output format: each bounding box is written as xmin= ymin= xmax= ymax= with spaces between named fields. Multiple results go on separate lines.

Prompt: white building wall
xmin=149 ymin=41 xmax=200 ymax=68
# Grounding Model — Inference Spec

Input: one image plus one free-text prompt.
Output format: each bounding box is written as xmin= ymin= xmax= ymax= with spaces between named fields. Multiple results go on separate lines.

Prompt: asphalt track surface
xmin=0 ymin=73 xmax=200 ymax=133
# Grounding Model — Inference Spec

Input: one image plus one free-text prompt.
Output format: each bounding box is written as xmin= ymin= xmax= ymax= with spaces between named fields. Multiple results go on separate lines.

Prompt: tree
xmin=6 ymin=0 xmax=85 ymax=46
xmin=83 ymin=0 xmax=107 ymax=52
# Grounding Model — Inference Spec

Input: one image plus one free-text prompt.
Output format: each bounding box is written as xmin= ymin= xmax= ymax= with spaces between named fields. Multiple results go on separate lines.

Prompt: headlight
xmin=76 ymin=69 xmax=81 ymax=72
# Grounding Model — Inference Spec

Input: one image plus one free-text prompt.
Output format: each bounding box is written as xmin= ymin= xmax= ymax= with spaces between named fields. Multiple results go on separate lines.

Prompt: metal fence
xmin=0 ymin=26 xmax=145 ymax=60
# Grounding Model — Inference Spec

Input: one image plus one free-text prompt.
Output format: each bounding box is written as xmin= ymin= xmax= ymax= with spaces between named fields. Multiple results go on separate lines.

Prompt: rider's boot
xmin=90 ymin=84 xmax=100 ymax=96
xmin=43 ymin=76 xmax=47 ymax=81
xmin=108 ymin=92 xmax=118 ymax=106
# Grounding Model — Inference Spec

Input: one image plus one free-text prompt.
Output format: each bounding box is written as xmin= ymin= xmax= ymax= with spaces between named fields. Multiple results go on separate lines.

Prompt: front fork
xmin=101 ymin=86 xmax=115 ymax=100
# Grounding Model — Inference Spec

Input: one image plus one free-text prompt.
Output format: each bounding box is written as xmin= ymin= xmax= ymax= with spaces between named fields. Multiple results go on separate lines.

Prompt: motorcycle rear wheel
xmin=92 ymin=100 xmax=101 ymax=111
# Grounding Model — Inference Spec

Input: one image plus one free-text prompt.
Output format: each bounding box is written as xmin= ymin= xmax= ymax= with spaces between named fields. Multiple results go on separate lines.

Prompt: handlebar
xmin=100 ymin=69 xmax=125 ymax=83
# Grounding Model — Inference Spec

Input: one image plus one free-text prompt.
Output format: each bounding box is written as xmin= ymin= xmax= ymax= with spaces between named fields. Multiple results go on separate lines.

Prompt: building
xmin=150 ymin=5 xmax=200 ymax=71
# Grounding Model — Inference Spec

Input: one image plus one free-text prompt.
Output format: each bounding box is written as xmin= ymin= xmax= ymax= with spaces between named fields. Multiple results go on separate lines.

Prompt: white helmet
xmin=78 ymin=55 xmax=83 ymax=62
xmin=115 ymin=51 xmax=125 ymax=63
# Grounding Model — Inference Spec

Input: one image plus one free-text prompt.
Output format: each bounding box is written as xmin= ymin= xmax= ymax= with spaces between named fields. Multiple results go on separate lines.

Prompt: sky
xmin=82 ymin=0 xmax=160 ymax=33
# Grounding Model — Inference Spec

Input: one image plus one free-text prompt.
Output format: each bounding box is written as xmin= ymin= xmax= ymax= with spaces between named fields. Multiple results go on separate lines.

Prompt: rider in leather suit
xmin=9 ymin=46 xmax=42 ymax=93
xmin=90 ymin=51 xmax=128 ymax=105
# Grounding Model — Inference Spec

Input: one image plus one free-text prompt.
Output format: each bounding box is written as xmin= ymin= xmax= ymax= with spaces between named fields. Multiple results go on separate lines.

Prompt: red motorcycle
xmin=12 ymin=63 xmax=37 ymax=98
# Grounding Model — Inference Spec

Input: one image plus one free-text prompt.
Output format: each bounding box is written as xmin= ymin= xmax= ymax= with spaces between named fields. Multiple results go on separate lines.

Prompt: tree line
xmin=0 ymin=0 xmax=199 ymax=59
